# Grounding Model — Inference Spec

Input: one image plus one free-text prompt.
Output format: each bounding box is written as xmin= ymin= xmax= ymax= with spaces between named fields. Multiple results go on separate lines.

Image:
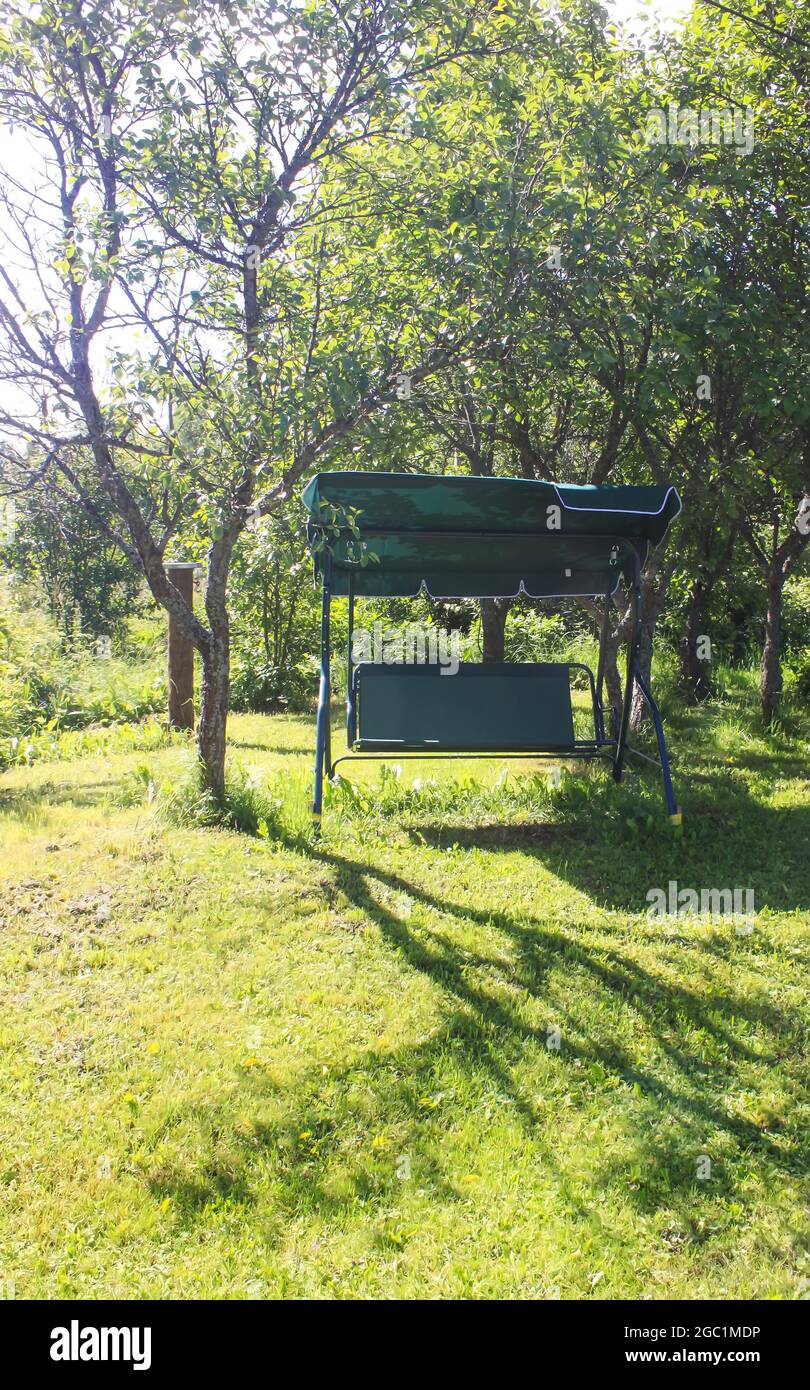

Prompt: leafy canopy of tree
xmin=0 ymin=0 xmax=807 ymax=788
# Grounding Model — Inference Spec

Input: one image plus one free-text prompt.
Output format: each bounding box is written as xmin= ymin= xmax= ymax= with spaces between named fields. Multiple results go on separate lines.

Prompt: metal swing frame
xmin=311 ymin=528 xmax=680 ymax=826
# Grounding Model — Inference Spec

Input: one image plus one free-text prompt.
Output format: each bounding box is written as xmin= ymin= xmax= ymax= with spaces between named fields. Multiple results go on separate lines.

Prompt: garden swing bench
xmin=302 ymin=471 xmax=683 ymax=826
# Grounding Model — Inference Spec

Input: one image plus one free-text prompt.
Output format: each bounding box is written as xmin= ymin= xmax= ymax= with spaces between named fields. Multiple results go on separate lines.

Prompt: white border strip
xmin=551 ymin=482 xmax=682 ymax=522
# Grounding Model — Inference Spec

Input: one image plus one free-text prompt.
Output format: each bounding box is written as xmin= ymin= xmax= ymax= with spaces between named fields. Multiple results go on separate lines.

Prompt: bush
xmin=229 ymin=649 xmax=316 ymax=713
xmin=504 ymin=607 xmax=595 ymax=664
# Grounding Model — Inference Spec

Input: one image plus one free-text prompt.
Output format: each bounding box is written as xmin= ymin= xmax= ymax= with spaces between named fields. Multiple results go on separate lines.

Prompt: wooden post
xmin=167 ymin=563 xmax=200 ymax=731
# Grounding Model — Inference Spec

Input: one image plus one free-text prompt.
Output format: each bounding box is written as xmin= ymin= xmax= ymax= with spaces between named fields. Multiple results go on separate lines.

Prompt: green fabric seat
xmin=355 ymin=662 xmax=576 ymax=751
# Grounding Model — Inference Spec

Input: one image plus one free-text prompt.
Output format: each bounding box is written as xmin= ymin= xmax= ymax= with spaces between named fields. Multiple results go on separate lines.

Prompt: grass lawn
xmin=0 ymin=682 xmax=808 ymax=1300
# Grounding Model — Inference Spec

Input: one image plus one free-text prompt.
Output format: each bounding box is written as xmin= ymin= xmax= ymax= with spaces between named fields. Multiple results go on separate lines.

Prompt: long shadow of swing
xmin=400 ymin=761 xmax=810 ymax=915
xmin=144 ymin=830 xmax=806 ymax=1235
xmin=148 ymin=723 xmax=807 ymax=1231
xmin=299 ymin=842 xmax=806 ymax=1198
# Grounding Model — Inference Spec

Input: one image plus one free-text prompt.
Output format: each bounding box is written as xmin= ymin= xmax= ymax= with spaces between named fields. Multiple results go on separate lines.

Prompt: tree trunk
xmin=167 ymin=564 xmax=197 ymax=730
xmin=629 ymin=576 xmax=653 ymax=733
xmin=198 ymin=632 xmax=230 ymax=795
xmin=760 ymin=566 xmax=783 ymax=724
xmin=630 ymin=554 xmax=675 ymax=734
xmin=679 ymin=578 xmax=711 ymax=699
xmin=197 ymin=549 xmax=234 ymax=795
xmin=580 ymin=595 xmax=626 ymax=735
xmin=603 ymin=629 xmax=624 ymax=734
xmin=480 ymin=597 xmax=510 ymax=662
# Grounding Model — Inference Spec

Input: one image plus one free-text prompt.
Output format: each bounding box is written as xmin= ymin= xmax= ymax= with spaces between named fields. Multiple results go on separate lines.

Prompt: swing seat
xmin=354 ymin=662 xmax=579 ymax=752
xmin=304 ymin=470 xmax=684 ymax=821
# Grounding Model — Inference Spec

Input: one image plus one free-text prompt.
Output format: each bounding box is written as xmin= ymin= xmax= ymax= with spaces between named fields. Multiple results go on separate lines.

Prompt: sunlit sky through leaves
xmin=0 ymin=0 xmax=697 ymax=422
xmin=606 ymin=0 xmax=693 ymax=29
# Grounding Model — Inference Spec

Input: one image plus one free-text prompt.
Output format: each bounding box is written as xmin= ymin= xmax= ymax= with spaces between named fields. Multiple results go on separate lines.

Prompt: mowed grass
xmin=0 ymin=686 xmax=808 ymax=1300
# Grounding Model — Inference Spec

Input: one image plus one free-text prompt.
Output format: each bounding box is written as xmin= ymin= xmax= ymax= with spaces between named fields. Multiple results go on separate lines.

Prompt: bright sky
xmin=607 ymin=0 xmax=693 ymax=31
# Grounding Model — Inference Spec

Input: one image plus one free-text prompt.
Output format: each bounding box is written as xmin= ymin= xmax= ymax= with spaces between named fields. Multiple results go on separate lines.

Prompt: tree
xmin=1 ymin=450 xmax=142 ymax=641
xmin=680 ymin=0 xmax=810 ymax=718
xmin=0 ymin=0 xmax=503 ymax=792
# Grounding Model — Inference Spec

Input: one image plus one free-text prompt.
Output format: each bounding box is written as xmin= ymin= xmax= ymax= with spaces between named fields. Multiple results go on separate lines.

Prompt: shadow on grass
xmin=394 ymin=752 xmax=810 ymax=914
xmin=122 ymin=698 xmax=810 ymax=1247
xmin=408 ymin=822 xmax=581 ymax=849
xmin=227 ymin=742 xmax=310 ymax=756
xmin=143 ymin=1037 xmax=466 ymax=1229
xmin=144 ymin=820 xmax=806 ymax=1244
xmin=0 ymin=778 xmax=117 ymax=812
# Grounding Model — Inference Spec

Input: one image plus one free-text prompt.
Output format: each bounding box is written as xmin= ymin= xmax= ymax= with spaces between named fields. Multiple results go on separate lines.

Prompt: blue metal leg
xmin=346 ymin=580 xmax=356 ymax=747
xmin=632 ymin=660 xmax=680 ymax=821
xmin=312 ymin=579 xmax=331 ymax=825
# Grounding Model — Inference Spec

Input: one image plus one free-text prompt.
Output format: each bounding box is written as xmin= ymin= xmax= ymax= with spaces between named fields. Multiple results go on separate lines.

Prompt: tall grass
xmin=0 ymin=577 xmax=166 ymax=749
xmin=148 ymin=755 xmax=313 ymax=842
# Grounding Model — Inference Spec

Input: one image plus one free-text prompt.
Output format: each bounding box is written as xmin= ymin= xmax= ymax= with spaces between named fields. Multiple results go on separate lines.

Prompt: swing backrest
xmin=354 ymin=662 xmax=577 ymax=751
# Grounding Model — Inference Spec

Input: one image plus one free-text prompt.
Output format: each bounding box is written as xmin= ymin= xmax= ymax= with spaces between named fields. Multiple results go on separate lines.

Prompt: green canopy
xmin=302 ymin=471 xmax=681 ymax=599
